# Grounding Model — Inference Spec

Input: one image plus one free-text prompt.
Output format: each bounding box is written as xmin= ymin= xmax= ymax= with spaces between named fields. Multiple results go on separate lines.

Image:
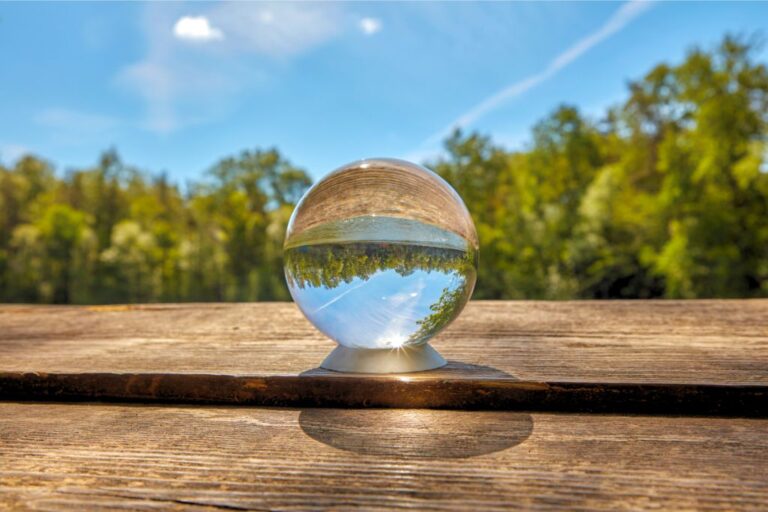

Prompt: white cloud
xmin=117 ymin=61 xmax=178 ymax=134
xmin=418 ymin=0 xmax=654 ymax=149
xmin=359 ymin=17 xmax=382 ymax=36
xmin=212 ymin=3 xmax=343 ymax=56
xmin=173 ymin=16 xmax=224 ymax=42
xmin=119 ymin=3 xmax=344 ymax=134
xmin=260 ymin=10 xmax=275 ymax=24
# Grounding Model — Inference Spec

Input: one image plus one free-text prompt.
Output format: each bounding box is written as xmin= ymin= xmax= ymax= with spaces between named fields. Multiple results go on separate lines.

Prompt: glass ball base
xmin=320 ymin=344 xmax=447 ymax=374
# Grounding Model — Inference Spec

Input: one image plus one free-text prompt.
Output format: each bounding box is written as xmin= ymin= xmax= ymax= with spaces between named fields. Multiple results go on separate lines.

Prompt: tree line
xmin=284 ymin=243 xmax=475 ymax=290
xmin=1 ymin=36 xmax=766 ymax=303
xmin=0 ymin=149 xmax=311 ymax=303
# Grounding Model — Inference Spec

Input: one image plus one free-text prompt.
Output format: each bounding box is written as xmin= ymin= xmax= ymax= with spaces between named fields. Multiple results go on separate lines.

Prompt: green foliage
xmin=0 ymin=148 xmax=311 ymax=303
xmin=284 ymin=243 xmax=475 ymax=290
xmin=0 ymin=35 xmax=766 ymax=303
xmin=413 ymin=280 xmax=474 ymax=342
xmin=429 ymin=35 xmax=768 ymax=299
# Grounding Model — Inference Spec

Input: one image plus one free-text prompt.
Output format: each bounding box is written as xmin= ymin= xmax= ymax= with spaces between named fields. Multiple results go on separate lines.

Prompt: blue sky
xmin=1 ymin=1 xmax=767 ymax=182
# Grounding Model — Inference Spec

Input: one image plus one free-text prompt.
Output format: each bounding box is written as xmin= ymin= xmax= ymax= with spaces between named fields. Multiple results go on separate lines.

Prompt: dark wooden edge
xmin=1 ymin=372 xmax=766 ymax=417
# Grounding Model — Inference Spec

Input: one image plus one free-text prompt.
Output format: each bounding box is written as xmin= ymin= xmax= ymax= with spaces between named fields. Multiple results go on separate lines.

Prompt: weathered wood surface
xmin=3 ymin=301 xmax=765 ymax=382
xmin=1 ymin=402 xmax=767 ymax=511
xmin=1 ymin=301 xmax=767 ymax=414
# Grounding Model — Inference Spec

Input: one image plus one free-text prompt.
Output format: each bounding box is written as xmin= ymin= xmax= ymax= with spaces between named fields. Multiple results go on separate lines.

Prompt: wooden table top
xmin=1 ymin=301 xmax=767 ymax=510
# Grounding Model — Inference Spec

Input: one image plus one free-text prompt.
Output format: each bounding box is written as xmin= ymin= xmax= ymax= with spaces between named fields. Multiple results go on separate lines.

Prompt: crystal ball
xmin=284 ymin=158 xmax=478 ymax=351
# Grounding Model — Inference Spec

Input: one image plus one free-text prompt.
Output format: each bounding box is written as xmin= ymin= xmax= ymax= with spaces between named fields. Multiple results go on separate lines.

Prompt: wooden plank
xmin=2 ymin=301 xmax=766 ymax=382
xmin=1 ymin=371 xmax=765 ymax=417
xmin=1 ymin=402 xmax=767 ymax=511
xmin=0 ymin=301 xmax=767 ymax=415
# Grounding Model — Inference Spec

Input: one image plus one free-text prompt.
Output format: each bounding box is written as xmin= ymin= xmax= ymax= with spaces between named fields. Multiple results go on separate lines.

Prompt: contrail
xmin=418 ymin=0 xmax=654 ymax=150
xmin=312 ymin=280 xmax=369 ymax=314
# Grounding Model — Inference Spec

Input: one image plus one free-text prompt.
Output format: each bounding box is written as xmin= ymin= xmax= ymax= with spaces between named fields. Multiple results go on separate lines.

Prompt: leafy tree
xmin=0 ymin=35 xmax=765 ymax=303
xmin=8 ymin=204 xmax=94 ymax=303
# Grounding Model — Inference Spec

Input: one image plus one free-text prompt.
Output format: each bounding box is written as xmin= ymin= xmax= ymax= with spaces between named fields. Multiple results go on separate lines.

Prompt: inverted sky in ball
xmin=284 ymin=158 xmax=478 ymax=351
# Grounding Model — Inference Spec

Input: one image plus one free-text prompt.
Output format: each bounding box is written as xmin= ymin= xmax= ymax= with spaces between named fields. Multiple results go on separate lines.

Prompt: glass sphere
xmin=284 ymin=158 xmax=478 ymax=350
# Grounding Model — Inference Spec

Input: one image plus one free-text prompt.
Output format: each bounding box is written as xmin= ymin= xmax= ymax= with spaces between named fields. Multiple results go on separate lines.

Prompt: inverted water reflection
xmin=285 ymin=240 xmax=476 ymax=349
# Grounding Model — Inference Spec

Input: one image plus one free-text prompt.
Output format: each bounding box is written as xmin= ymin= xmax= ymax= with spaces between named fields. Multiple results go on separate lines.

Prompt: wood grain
xmin=1 ymin=402 xmax=767 ymax=511
xmin=0 ymin=301 xmax=766 ymax=414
